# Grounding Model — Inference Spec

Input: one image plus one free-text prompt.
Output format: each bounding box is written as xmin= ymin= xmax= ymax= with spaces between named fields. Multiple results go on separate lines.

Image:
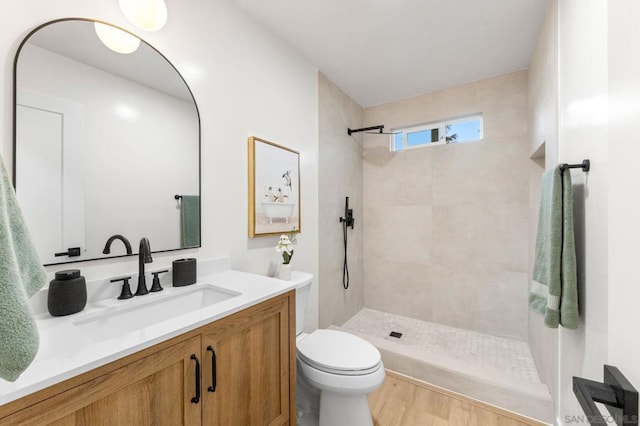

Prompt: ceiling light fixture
xmin=119 ymin=0 xmax=168 ymax=31
xmin=94 ymin=22 xmax=140 ymax=54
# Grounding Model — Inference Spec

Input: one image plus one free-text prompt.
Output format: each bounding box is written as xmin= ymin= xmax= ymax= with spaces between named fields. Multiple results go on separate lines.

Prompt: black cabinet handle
xmin=207 ymin=346 xmax=217 ymax=392
xmin=190 ymin=354 xmax=201 ymax=404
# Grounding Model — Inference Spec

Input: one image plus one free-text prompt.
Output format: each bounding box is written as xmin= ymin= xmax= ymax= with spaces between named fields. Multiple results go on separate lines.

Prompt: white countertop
xmin=0 ymin=257 xmax=312 ymax=406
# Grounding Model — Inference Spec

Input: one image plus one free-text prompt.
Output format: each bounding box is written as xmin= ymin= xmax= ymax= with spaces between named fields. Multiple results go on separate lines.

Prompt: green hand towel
xmin=180 ymin=195 xmax=200 ymax=248
xmin=0 ymin=155 xmax=46 ymax=381
xmin=529 ymin=165 xmax=579 ymax=329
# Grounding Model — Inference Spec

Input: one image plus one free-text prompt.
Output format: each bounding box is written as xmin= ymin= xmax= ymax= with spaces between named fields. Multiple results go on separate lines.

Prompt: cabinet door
xmin=1 ymin=336 xmax=202 ymax=426
xmin=202 ymin=294 xmax=292 ymax=426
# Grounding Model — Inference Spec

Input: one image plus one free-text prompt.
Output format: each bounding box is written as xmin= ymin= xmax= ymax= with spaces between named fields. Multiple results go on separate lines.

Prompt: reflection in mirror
xmin=93 ymin=22 xmax=141 ymax=54
xmin=13 ymin=19 xmax=201 ymax=266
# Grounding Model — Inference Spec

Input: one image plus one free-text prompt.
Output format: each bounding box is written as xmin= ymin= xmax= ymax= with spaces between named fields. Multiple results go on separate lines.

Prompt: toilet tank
xmin=292 ymin=273 xmax=313 ymax=336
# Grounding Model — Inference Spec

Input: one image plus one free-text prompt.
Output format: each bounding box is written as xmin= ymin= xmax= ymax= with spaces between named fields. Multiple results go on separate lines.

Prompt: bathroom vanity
xmin=0 ymin=260 xmax=304 ymax=426
xmin=6 ymin=18 xmax=300 ymax=425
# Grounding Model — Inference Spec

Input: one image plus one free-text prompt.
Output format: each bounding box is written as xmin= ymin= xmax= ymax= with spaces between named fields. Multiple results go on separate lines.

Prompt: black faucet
xmin=102 ymin=234 xmax=133 ymax=255
xmin=135 ymin=238 xmax=153 ymax=296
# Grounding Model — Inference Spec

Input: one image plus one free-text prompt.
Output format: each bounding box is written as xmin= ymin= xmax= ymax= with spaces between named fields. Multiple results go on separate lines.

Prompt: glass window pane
xmin=394 ymin=132 xmax=404 ymax=151
xmin=407 ymin=128 xmax=439 ymax=146
xmin=389 ymin=115 xmax=482 ymax=152
xmin=446 ymin=119 xmax=482 ymax=143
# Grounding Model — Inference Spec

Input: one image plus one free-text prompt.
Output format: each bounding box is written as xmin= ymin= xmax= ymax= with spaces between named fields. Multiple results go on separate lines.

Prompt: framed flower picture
xmin=248 ymin=136 xmax=301 ymax=237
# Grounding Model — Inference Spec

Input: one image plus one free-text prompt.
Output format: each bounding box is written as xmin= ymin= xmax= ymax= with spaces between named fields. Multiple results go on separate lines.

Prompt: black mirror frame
xmin=12 ymin=18 xmax=202 ymax=265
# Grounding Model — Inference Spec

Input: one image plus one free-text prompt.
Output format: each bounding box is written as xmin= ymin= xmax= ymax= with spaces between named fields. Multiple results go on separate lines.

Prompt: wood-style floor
xmin=368 ymin=371 xmax=548 ymax=426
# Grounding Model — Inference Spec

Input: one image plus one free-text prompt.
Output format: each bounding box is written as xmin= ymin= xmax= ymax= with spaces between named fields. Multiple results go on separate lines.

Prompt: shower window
xmin=391 ymin=114 xmax=483 ymax=151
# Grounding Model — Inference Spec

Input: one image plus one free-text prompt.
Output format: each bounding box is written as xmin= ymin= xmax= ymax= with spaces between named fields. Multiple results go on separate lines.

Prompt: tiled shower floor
xmin=341 ymin=308 xmax=540 ymax=382
xmin=335 ymin=308 xmax=553 ymax=423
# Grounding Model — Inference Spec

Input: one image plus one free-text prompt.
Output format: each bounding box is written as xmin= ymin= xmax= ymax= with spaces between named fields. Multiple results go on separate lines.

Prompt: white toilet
xmin=293 ymin=273 xmax=385 ymax=426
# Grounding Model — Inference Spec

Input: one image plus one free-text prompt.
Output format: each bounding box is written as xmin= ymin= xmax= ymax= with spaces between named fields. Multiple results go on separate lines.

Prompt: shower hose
xmin=342 ymin=219 xmax=349 ymax=289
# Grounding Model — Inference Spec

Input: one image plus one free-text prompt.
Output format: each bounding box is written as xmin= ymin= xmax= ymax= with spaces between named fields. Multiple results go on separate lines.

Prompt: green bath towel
xmin=180 ymin=195 xmax=200 ymax=248
xmin=529 ymin=165 xmax=578 ymax=329
xmin=0 ymin=155 xmax=46 ymax=381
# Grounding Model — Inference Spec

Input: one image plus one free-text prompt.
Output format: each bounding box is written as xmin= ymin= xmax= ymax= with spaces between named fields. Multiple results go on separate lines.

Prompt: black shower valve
xmin=339 ymin=196 xmax=355 ymax=229
xmin=339 ymin=211 xmax=355 ymax=229
xmin=341 ymin=211 xmax=355 ymax=229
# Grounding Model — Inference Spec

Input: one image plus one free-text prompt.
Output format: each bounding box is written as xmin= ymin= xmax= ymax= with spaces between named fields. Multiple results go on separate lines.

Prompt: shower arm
xmin=347 ymin=125 xmax=384 ymax=136
xmin=347 ymin=125 xmax=400 ymax=136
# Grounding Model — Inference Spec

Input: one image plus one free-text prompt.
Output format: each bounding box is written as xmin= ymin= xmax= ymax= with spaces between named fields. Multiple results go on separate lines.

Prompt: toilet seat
xmin=297 ymin=329 xmax=382 ymax=376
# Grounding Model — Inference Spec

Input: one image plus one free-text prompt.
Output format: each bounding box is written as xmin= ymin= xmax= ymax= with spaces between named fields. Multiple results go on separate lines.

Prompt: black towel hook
xmin=175 ymin=195 xmax=183 ymax=200
xmin=560 ymin=159 xmax=590 ymax=172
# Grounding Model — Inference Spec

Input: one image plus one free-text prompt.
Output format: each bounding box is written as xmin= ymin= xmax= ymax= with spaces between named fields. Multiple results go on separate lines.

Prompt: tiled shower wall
xmin=362 ymin=71 xmax=531 ymax=341
xmin=317 ymin=73 xmax=365 ymax=327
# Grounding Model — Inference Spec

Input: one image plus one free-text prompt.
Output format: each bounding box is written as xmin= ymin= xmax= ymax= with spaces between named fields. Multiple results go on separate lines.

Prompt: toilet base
xmin=297 ymin=365 xmax=320 ymax=426
xmin=297 ymin=362 xmax=380 ymax=426
xmin=319 ymin=391 xmax=373 ymax=426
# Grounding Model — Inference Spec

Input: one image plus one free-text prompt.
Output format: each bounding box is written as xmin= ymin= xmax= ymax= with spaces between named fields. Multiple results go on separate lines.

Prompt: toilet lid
xmin=297 ymin=330 xmax=381 ymax=375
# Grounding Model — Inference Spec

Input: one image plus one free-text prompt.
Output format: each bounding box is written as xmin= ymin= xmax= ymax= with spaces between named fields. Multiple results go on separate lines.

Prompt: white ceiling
xmin=232 ymin=0 xmax=549 ymax=107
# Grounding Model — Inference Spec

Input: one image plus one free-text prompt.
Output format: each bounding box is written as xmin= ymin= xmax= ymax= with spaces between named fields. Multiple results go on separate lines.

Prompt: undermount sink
xmin=72 ymin=284 xmax=241 ymax=341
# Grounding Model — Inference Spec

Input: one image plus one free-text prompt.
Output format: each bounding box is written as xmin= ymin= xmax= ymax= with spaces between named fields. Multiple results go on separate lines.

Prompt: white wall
xmin=526 ymin=1 xmax=640 ymax=423
xmin=608 ymin=0 xmax=640 ymax=395
xmin=543 ymin=0 xmax=640 ymax=423
xmin=1 ymin=0 xmax=319 ymax=330
xmin=556 ymin=0 xmax=609 ymax=422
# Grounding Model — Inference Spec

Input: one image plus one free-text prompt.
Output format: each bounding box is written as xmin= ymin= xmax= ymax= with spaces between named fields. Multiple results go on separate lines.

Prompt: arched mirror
xmin=13 ymin=19 xmax=201 ymax=265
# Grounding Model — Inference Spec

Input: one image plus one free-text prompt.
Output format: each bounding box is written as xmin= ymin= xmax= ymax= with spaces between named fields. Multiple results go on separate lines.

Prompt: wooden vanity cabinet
xmin=0 ymin=291 xmax=296 ymax=426
xmin=202 ymin=292 xmax=292 ymax=426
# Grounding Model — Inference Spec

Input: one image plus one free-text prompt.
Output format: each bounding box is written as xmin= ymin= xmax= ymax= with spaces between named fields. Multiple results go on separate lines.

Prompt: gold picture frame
xmin=248 ymin=136 xmax=301 ymax=237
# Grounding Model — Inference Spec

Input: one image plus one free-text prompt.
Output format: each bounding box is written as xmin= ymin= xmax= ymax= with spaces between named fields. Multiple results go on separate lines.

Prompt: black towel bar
xmin=561 ymin=159 xmax=590 ymax=172
xmin=573 ymin=365 xmax=638 ymax=425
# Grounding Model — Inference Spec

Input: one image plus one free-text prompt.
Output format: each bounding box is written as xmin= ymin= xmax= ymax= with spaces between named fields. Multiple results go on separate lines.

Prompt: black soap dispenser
xmin=172 ymin=258 xmax=197 ymax=287
xmin=48 ymin=269 xmax=87 ymax=316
